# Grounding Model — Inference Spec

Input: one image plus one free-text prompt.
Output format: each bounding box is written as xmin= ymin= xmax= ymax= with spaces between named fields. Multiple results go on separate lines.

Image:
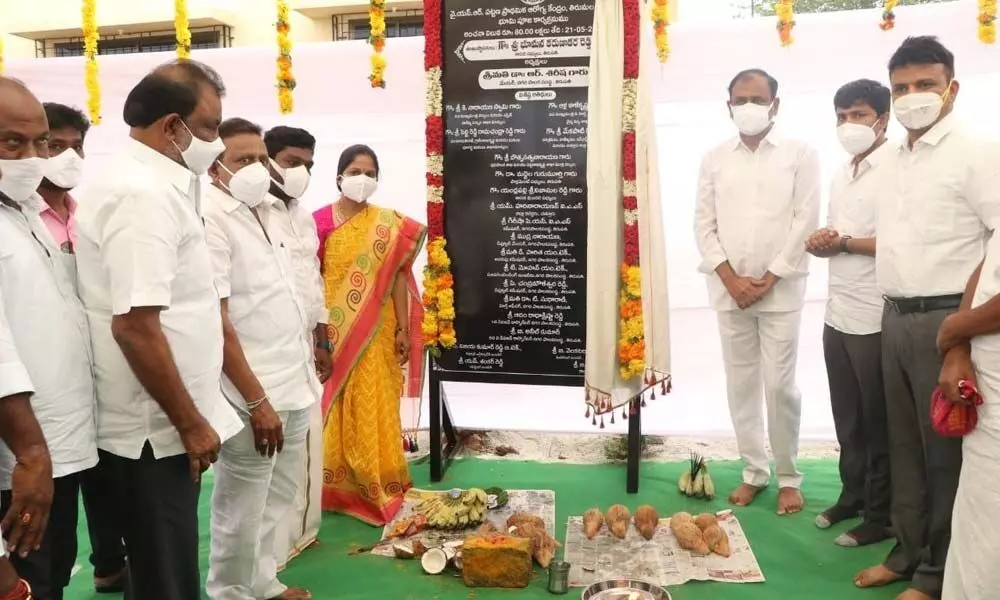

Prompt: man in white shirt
xmin=806 ymin=79 xmax=892 ymax=549
xmin=264 ymin=126 xmax=329 ymax=567
xmin=204 ymin=118 xmax=319 ymax=600
xmin=74 ymin=60 xmax=243 ymax=600
xmin=0 ymin=76 xmax=97 ymax=600
xmin=854 ymin=37 xmax=999 ymax=600
xmin=694 ymin=68 xmax=820 ymax=516
xmin=33 ymin=101 xmax=129 ymax=595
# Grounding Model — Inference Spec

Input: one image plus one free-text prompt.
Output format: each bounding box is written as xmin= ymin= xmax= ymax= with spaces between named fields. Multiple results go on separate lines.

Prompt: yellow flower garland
xmin=880 ymin=0 xmax=898 ymax=30
xmin=369 ymin=0 xmax=387 ymax=87
xmin=651 ymin=0 xmax=670 ymax=63
xmin=980 ymin=0 xmax=997 ymax=45
xmin=82 ymin=0 xmax=101 ymax=124
xmin=276 ymin=0 xmax=295 ymax=114
xmin=175 ymin=0 xmax=191 ymax=59
xmin=775 ymin=0 xmax=795 ymax=47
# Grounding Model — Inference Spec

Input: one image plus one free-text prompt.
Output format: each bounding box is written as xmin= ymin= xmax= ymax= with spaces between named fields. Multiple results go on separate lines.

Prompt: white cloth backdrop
xmin=5 ymin=0 xmax=998 ymax=439
xmin=585 ymin=0 xmax=671 ymax=410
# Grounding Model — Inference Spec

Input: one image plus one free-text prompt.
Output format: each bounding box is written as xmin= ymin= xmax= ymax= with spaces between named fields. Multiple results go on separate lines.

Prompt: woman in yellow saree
xmin=313 ymin=145 xmax=426 ymax=526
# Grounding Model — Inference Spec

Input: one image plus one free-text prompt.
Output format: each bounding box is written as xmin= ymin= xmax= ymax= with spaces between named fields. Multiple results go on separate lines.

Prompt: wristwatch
xmin=316 ymin=340 xmax=333 ymax=352
xmin=839 ymin=235 xmax=853 ymax=254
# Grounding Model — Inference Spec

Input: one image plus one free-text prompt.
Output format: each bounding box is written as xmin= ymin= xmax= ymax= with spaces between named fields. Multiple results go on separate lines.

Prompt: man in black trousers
xmin=854 ymin=36 xmax=1000 ymax=600
xmin=806 ymin=78 xmax=893 ymax=548
xmin=74 ymin=59 xmax=244 ymax=600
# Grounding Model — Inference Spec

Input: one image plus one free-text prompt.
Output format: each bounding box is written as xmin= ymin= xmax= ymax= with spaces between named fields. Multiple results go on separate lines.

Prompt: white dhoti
xmin=716 ymin=308 xmax=803 ymax=489
xmin=273 ymin=401 xmax=324 ymax=571
xmin=207 ymin=407 xmax=311 ymax=600
xmin=942 ymin=343 xmax=1000 ymax=600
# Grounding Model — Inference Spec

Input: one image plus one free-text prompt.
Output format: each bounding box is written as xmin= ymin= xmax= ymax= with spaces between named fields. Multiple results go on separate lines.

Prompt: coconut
xmin=421 ymin=547 xmax=448 ymax=575
xmin=392 ymin=542 xmax=415 ymax=559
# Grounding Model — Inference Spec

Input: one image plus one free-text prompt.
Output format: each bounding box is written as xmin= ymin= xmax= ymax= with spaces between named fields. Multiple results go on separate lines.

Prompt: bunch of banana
xmin=417 ymin=487 xmax=490 ymax=530
xmin=678 ymin=453 xmax=715 ymax=500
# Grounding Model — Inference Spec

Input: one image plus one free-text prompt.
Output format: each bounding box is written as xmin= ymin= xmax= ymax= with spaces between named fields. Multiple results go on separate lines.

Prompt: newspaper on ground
xmin=372 ymin=488 xmax=556 ymax=558
xmin=563 ymin=510 xmax=765 ymax=586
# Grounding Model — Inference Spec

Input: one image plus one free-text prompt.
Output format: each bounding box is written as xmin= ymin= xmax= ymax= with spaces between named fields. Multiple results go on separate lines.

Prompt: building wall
xmin=2 ymin=0 xmax=682 ymax=61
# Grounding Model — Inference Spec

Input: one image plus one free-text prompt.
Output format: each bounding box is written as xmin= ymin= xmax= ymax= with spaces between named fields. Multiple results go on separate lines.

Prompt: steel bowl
xmin=580 ymin=579 xmax=672 ymax=600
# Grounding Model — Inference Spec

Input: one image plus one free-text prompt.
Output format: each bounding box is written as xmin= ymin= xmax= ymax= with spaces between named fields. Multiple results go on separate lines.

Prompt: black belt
xmin=883 ymin=294 xmax=963 ymax=315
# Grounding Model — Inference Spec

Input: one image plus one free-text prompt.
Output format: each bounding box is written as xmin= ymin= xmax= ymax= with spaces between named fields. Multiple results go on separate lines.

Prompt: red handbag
xmin=931 ymin=380 xmax=983 ymax=438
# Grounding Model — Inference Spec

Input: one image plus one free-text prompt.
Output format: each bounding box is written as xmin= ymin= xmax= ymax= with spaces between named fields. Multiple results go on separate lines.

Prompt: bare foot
xmin=728 ymin=483 xmax=763 ymax=507
xmin=269 ymin=587 xmax=312 ymax=600
xmin=896 ymin=589 xmax=933 ymax=600
xmin=776 ymin=487 xmax=803 ymax=515
xmin=854 ymin=564 xmax=904 ymax=588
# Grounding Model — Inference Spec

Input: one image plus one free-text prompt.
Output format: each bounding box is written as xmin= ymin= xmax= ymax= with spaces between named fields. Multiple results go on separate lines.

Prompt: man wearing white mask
xmin=204 ymin=118 xmax=318 ymax=600
xmin=36 ymin=103 xmax=86 ymax=253
xmin=0 ymin=76 xmax=96 ymax=600
xmin=35 ymin=101 xmax=130 ymax=595
xmin=74 ymin=60 xmax=243 ymax=600
xmin=805 ymin=79 xmax=892 ymax=550
xmin=853 ymin=37 xmax=1000 ymax=600
xmin=694 ymin=68 xmax=820 ymax=516
xmin=264 ymin=126 xmax=329 ymax=567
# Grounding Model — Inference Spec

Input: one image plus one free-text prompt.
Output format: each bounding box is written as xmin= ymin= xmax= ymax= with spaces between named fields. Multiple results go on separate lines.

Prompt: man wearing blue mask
xmin=74 ymin=60 xmax=243 ymax=600
xmin=854 ymin=36 xmax=1000 ymax=600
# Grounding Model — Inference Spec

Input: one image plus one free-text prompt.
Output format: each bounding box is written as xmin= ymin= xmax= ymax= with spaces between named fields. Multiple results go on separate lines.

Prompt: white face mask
xmin=0 ymin=157 xmax=46 ymax=204
xmin=340 ymin=174 xmax=378 ymax=203
xmin=218 ymin=161 xmax=271 ymax=208
xmin=894 ymin=89 xmax=948 ymax=131
xmin=269 ymin=158 xmax=310 ymax=199
xmin=173 ymin=121 xmax=225 ymax=176
xmin=730 ymin=103 xmax=773 ymax=136
xmin=42 ymin=149 xmax=85 ymax=190
xmin=837 ymin=121 xmax=880 ymax=156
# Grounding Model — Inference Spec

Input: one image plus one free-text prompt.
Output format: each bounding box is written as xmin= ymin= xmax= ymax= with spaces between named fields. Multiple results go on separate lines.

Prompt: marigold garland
xmin=369 ymin=0 xmax=387 ymax=87
xmin=82 ymin=0 xmax=101 ymax=125
xmin=651 ymin=0 xmax=670 ymax=63
xmin=775 ymin=0 xmax=795 ymax=47
xmin=275 ymin=0 xmax=295 ymax=114
xmin=879 ymin=0 xmax=898 ymax=30
xmin=619 ymin=0 xmax=645 ymax=383
xmin=980 ymin=0 xmax=997 ymax=44
xmin=175 ymin=0 xmax=191 ymax=59
xmin=421 ymin=0 xmax=455 ymax=355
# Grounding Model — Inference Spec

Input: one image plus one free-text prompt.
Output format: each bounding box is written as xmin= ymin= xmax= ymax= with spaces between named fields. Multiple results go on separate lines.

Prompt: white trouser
xmin=207 ymin=407 xmax=310 ymax=600
xmin=716 ymin=309 xmax=803 ymax=489
xmin=273 ymin=402 xmax=323 ymax=571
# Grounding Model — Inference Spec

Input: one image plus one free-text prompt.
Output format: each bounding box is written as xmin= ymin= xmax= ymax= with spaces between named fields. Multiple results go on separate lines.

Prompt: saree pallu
xmin=313 ymin=204 xmax=426 ymax=526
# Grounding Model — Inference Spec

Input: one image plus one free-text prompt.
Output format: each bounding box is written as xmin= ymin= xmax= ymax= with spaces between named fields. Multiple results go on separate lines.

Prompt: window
xmin=51 ymin=30 xmax=222 ymax=57
xmin=348 ymin=16 xmax=423 ymax=40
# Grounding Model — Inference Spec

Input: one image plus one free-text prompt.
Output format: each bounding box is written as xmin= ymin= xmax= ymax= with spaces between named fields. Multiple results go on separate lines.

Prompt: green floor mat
xmin=64 ymin=457 xmax=905 ymax=599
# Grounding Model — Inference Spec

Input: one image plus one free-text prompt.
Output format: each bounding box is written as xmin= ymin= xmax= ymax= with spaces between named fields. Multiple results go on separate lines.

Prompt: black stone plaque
xmin=439 ymin=0 xmax=595 ymax=379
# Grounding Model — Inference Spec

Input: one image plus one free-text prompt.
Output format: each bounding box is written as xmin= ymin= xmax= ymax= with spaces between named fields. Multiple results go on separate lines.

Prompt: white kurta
xmin=694 ymin=130 xmax=821 ymax=489
xmin=941 ymin=139 xmax=1000 ymax=600
xmin=0 ymin=196 xmax=97 ymax=488
xmin=75 ymin=138 xmax=243 ymax=459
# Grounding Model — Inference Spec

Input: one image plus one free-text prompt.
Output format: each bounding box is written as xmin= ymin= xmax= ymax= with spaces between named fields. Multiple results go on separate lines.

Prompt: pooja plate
xmin=580 ymin=579 xmax=671 ymax=600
